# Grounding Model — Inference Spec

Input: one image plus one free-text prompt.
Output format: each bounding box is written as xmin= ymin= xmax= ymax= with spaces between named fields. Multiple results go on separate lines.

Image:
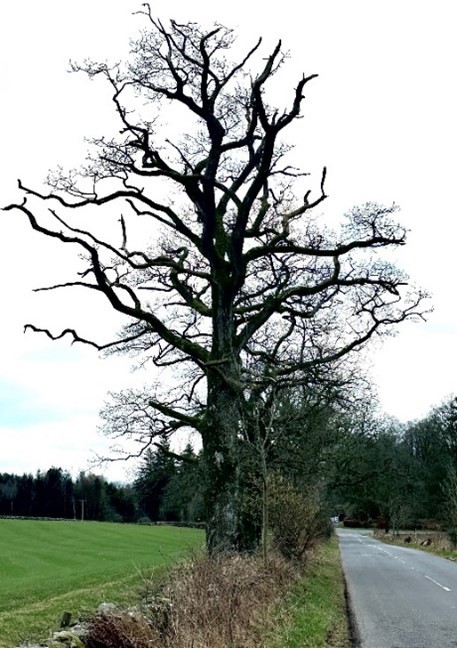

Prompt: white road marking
xmin=350 ymin=534 xmax=453 ymax=595
xmin=424 ymin=575 xmax=451 ymax=592
xmin=369 ymin=542 xmax=451 ymax=590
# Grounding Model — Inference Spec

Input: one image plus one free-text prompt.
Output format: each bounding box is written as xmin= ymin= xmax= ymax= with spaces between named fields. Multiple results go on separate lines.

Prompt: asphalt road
xmin=338 ymin=529 xmax=457 ymax=648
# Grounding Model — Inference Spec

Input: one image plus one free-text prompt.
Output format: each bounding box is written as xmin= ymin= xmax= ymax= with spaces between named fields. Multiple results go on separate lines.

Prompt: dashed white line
xmin=369 ymin=542 xmax=451 ymax=591
xmin=424 ymin=575 xmax=451 ymax=592
xmin=351 ymin=534 xmax=453 ymax=593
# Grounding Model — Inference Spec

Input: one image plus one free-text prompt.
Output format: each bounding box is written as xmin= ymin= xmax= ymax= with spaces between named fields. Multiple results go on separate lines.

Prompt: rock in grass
xmin=48 ymin=630 xmax=85 ymax=648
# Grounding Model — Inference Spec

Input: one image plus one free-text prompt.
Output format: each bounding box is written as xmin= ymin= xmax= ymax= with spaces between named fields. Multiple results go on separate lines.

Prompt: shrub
xmin=268 ymin=476 xmax=330 ymax=561
xmin=136 ymin=517 xmax=153 ymax=525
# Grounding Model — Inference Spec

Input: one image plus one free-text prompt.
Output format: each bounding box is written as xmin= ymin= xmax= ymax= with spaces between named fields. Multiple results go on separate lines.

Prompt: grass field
xmin=0 ymin=519 xmax=204 ymax=648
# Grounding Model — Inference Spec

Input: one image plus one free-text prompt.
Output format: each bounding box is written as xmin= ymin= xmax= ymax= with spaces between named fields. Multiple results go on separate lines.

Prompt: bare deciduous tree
xmin=4 ymin=12 xmax=427 ymax=554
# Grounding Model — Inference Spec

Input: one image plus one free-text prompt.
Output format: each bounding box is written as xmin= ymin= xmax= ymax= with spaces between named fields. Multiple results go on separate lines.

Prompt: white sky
xmin=0 ymin=0 xmax=456 ymax=481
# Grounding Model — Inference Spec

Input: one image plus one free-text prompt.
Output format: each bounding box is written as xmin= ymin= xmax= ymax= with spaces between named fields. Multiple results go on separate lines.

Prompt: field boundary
xmin=0 ymin=515 xmax=205 ymax=529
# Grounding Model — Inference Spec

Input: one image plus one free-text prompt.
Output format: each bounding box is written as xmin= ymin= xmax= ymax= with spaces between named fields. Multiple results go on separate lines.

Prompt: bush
xmin=268 ymin=476 xmax=330 ymax=561
xmin=137 ymin=517 xmax=153 ymax=525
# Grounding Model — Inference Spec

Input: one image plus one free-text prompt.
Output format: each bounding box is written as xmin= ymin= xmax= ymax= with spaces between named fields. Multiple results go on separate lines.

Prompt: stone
xmin=97 ymin=601 xmax=117 ymax=615
xmin=49 ymin=630 xmax=85 ymax=648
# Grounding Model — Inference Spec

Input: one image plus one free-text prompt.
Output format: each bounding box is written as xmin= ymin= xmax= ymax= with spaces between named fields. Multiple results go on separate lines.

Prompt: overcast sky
xmin=0 ymin=1 xmax=456 ymax=482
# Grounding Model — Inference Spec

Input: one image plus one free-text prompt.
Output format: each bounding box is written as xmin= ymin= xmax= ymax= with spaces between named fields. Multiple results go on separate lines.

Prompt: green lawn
xmin=0 ymin=519 xmax=204 ymax=647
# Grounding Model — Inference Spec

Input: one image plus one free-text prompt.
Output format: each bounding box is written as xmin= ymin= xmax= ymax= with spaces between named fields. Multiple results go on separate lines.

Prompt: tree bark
xmin=202 ymin=373 xmax=242 ymax=555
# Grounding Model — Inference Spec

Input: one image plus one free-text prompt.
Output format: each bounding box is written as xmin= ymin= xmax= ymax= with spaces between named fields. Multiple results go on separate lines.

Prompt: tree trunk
xmin=202 ymin=378 xmax=262 ymax=554
xmin=260 ymin=449 xmax=268 ymax=567
xmin=202 ymin=374 xmax=242 ymax=555
xmin=202 ymin=273 xmax=262 ymax=554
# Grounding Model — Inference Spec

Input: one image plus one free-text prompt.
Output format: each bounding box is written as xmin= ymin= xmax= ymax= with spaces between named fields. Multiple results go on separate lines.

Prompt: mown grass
xmin=0 ymin=519 xmax=203 ymax=648
xmin=270 ymin=536 xmax=350 ymax=648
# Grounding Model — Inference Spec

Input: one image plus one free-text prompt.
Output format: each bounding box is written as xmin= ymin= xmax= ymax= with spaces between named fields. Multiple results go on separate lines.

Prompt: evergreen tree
xmin=134 ymin=442 xmax=176 ymax=521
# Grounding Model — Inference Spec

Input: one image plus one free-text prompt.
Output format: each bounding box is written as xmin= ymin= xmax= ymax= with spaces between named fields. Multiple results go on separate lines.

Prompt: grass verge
xmin=0 ymin=519 xmax=203 ymax=648
xmin=374 ymin=530 xmax=457 ymax=560
xmin=269 ymin=535 xmax=350 ymax=648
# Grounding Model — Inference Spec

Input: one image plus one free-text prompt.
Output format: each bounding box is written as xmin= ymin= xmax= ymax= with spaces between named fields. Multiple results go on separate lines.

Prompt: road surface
xmin=338 ymin=529 xmax=457 ymax=647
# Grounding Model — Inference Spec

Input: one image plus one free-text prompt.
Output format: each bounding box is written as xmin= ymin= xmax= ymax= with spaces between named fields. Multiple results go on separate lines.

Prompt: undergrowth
xmin=85 ymin=551 xmax=301 ymax=648
xmin=84 ymin=538 xmax=350 ymax=648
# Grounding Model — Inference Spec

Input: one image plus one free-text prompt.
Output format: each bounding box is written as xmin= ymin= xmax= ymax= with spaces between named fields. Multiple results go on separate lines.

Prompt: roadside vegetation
xmin=80 ymin=535 xmax=349 ymax=648
xmin=79 ymin=480 xmax=334 ymax=647
xmin=270 ymin=536 xmax=350 ymax=648
xmin=374 ymin=529 xmax=457 ymax=559
xmin=86 ymin=551 xmax=298 ymax=648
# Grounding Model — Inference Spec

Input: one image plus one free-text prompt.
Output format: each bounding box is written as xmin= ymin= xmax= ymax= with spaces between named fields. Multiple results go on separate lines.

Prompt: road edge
xmin=341 ymin=555 xmax=361 ymax=647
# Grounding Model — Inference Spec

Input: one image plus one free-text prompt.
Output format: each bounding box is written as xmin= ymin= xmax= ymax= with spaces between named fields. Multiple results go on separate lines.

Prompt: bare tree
xmin=4 ymin=12 xmax=427 ymax=554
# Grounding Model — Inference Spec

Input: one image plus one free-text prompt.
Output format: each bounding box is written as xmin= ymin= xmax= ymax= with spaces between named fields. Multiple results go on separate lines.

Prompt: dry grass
xmin=374 ymin=529 xmax=457 ymax=556
xmin=85 ymin=612 xmax=158 ymax=648
xmin=85 ymin=552 xmax=301 ymax=648
xmin=374 ymin=529 xmax=453 ymax=549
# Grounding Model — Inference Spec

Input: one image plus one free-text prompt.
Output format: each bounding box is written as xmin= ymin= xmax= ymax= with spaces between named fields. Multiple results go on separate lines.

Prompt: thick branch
xmin=148 ymin=397 xmax=204 ymax=432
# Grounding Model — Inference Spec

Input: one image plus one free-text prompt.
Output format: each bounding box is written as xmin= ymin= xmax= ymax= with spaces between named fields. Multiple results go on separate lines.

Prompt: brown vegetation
xmin=373 ymin=529 xmax=454 ymax=551
xmin=84 ymin=552 xmax=301 ymax=648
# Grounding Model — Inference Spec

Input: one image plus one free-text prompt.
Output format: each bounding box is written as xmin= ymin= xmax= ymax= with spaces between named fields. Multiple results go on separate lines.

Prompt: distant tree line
xmin=0 ymin=442 xmax=203 ymax=524
xmin=0 ymin=468 xmax=135 ymax=522
xmin=5 ymin=391 xmax=457 ymax=540
xmin=330 ymin=395 xmax=457 ymax=535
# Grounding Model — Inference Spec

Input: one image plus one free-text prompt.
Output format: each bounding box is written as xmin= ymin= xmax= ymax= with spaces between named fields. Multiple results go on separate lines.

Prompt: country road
xmin=338 ymin=529 xmax=457 ymax=648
